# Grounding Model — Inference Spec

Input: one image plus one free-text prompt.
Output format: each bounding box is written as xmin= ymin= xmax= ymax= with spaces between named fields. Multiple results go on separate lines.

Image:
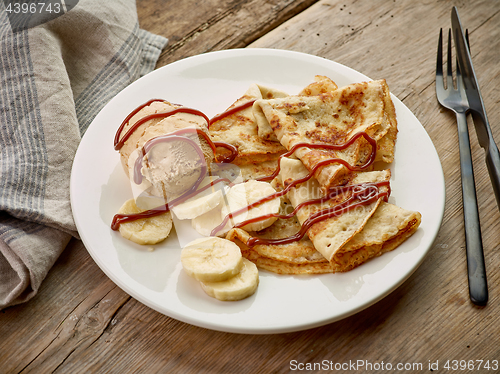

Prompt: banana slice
xmin=221 ymin=179 xmax=280 ymax=232
xmin=191 ymin=204 xmax=226 ymax=237
xmin=135 ymin=191 xmax=167 ymax=211
xmin=181 ymin=237 xmax=243 ymax=282
xmin=172 ymin=177 xmax=226 ymax=220
xmin=200 ymin=258 xmax=259 ymax=301
xmin=117 ymin=198 xmax=173 ymax=245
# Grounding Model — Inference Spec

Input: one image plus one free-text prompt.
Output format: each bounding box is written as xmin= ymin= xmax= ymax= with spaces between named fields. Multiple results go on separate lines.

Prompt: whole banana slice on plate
xmin=181 ymin=237 xmax=260 ymax=301
xmin=223 ymin=180 xmax=281 ymax=232
xmin=181 ymin=237 xmax=243 ymax=282
xmin=190 ymin=180 xmax=280 ymax=237
xmin=200 ymin=258 xmax=259 ymax=301
xmin=117 ymin=198 xmax=173 ymax=245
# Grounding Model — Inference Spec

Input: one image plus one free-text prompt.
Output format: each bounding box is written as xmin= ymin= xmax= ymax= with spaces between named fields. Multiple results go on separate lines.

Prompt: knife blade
xmin=452 ymin=6 xmax=500 ymax=212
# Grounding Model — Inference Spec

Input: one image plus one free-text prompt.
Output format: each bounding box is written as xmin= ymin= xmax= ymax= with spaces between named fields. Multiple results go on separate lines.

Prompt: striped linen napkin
xmin=0 ymin=0 xmax=168 ymax=309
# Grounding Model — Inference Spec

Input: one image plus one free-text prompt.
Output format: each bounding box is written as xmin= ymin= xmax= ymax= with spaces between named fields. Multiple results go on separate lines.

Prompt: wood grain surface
xmin=136 ymin=0 xmax=319 ymax=66
xmin=1 ymin=0 xmax=500 ymax=373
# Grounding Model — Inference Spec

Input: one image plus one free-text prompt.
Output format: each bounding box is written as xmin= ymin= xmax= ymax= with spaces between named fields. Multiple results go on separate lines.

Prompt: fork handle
xmin=456 ymin=111 xmax=488 ymax=305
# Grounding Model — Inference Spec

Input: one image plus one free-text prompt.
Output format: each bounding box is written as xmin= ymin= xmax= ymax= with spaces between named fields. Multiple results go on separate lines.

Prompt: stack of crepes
xmin=209 ymin=76 xmax=421 ymax=274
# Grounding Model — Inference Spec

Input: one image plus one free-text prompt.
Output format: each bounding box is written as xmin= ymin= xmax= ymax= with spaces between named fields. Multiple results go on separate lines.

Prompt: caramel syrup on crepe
xmin=208 ymin=99 xmax=256 ymax=127
xmin=210 ymin=132 xmax=384 ymax=239
xmin=111 ymin=99 xmax=388 ymax=248
xmin=244 ymin=181 xmax=390 ymax=246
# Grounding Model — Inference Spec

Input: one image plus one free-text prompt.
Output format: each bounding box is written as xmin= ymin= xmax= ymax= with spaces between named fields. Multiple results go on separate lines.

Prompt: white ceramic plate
xmin=71 ymin=48 xmax=445 ymax=334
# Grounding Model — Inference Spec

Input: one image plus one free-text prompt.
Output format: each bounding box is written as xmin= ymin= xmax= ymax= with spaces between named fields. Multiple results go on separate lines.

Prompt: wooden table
xmin=2 ymin=0 xmax=499 ymax=372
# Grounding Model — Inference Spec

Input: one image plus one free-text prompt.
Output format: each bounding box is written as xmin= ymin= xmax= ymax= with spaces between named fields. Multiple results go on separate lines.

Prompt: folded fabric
xmin=0 ymin=0 xmax=168 ymax=309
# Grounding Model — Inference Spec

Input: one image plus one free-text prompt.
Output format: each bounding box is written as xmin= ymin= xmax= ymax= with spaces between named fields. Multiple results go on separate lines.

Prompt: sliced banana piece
xmin=135 ymin=192 xmax=167 ymax=211
xmin=181 ymin=237 xmax=243 ymax=282
xmin=172 ymin=177 xmax=226 ymax=220
xmin=191 ymin=204 xmax=226 ymax=237
xmin=117 ymin=198 xmax=172 ymax=245
xmin=200 ymin=258 xmax=259 ymax=301
xmin=221 ymin=179 xmax=281 ymax=232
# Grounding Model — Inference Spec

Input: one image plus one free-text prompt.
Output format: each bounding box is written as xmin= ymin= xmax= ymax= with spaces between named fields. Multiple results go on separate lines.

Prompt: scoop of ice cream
xmin=117 ymin=100 xmax=215 ymax=200
xmin=117 ymin=100 xmax=214 ymax=179
xmin=141 ymin=136 xmax=206 ymax=198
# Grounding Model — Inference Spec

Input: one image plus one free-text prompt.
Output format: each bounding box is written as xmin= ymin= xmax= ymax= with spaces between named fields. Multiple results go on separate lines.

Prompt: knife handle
xmin=456 ymin=112 xmax=488 ymax=305
xmin=485 ymin=140 xmax=500 ymax=211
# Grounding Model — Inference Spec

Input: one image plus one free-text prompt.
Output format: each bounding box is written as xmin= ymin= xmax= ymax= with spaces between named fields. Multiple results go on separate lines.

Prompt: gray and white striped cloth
xmin=0 ymin=0 xmax=168 ymax=308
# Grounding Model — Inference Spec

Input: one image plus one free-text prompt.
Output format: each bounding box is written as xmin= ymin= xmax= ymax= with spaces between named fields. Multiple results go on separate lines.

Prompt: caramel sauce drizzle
xmin=246 ymin=181 xmax=390 ymax=247
xmin=234 ymin=181 xmax=390 ymax=230
xmin=114 ymin=98 xmax=256 ymax=151
xmin=210 ymin=132 xmax=380 ymax=238
xmin=110 ymin=177 xmax=233 ymax=230
xmin=208 ymin=99 xmax=256 ymax=127
xmin=111 ymin=99 xmax=385 ymax=247
xmin=114 ymin=100 xmax=211 ymax=151
xmin=113 ymin=100 xmax=237 ymax=163
xmin=256 ymin=131 xmax=377 ymax=182
xmin=132 ymin=128 xmax=237 ymax=185
xmin=113 ymin=98 xmax=163 ymax=150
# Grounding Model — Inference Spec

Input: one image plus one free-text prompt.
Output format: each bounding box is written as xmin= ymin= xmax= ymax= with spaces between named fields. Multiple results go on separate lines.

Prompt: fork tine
xmin=447 ymin=29 xmax=454 ymax=90
xmin=436 ymin=28 xmax=443 ymax=82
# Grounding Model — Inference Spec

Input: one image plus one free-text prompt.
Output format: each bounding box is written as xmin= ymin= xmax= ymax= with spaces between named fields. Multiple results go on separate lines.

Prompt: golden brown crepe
xmin=228 ymin=226 xmax=418 ymax=274
xmin=254 ymin=75 xmax=339 ymax=141
xmin=227 ymin=156 xmax=420 ymax=273
xmin=209 ymin=76 xmax=341 ymax=180
xmin=228 ymin=228 xmax=337 ymax=274
xmin=212 ymin=77 xmax=420 ymax=274
xmin=253 ymin=79 xmax=398 ymax=191
xmin=265 ymin=157 xmax=418 ymax=269
xmin=226 ymin=194 xmax=337 ymax=275
xmin=208 ymin=84 xmax=289 ymax=179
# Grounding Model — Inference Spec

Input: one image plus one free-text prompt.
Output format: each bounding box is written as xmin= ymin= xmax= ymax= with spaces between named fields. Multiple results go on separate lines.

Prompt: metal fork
xmin=436 ymin=28 xmax=488 ymax=305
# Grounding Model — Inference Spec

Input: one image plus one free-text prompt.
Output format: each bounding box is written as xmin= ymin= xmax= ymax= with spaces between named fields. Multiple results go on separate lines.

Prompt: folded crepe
xmin=228 ymin=227 xmax=338 ymax=274
xmin=227 ymin=156 xmax=420 ymax=273
xmin=209 ymin=75 xmax=340 ymax=180
xmin=221 ymin=76 xmax=420 ymax=274
xmin=226 ymin=192 xmax=337 ymax=274
xmin=208 ymin=83 xmax=289 ymax=179
xmin=277 ymin=157 xmax=421 ymax=269
xmin=253 ymin=75 xmax=338 ymax=141
xmin=253 ymin=79 xmax=398 ymax=191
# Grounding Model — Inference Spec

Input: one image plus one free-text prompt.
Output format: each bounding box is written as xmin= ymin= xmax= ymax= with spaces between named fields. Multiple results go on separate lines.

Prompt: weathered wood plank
xmin=0 ymin=240 xmax=130 ymax=373
xmin=136 ymin=0 xmax=320 ymax=67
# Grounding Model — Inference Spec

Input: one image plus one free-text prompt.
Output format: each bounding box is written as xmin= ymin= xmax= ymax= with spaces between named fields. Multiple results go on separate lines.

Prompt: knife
xmin=451 ymin=7 xmax=490 ymax=306
xmin=452 ymin=7 xmax=500 ymax=212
